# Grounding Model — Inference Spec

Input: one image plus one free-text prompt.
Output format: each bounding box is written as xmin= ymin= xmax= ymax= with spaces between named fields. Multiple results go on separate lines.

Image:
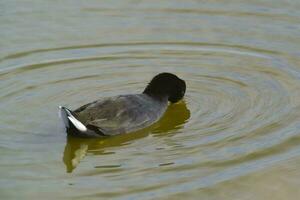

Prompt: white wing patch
xmin=59 ymin=106 xmax=87 ymax=132
xmin=67 ymin=115 xmax=87 ymax=132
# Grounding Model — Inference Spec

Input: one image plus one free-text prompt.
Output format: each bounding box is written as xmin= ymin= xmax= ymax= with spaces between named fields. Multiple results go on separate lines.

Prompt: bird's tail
xmin=59 ymin=106 xmax=87 ymax=132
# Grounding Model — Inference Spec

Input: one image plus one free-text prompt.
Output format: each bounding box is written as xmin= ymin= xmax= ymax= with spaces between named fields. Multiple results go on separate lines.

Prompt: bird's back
xmin=73 ymin=94 xmax=168 ymax=135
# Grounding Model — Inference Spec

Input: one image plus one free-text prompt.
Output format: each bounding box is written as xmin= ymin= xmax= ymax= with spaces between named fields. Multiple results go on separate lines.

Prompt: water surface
xmin=1 ymin=0 xmax=300 ymax=199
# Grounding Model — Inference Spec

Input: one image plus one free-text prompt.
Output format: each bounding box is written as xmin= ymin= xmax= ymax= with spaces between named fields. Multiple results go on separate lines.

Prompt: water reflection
xmin=63 ymin=100 xmax=190 ymax=173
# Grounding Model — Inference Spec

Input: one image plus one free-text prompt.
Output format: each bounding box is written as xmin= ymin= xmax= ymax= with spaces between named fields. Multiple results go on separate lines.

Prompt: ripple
xmin=1 ymin=41 xmax=300 ymax=198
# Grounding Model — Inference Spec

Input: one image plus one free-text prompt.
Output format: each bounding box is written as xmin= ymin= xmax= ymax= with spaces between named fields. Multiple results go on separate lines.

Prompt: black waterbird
xmin=59 ymin=73 xmax=186 ymax=137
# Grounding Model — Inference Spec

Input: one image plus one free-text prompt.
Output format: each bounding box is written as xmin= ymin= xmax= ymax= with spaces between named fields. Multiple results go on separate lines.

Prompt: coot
xmin=59 ymin=73 xmax=186 ymax=137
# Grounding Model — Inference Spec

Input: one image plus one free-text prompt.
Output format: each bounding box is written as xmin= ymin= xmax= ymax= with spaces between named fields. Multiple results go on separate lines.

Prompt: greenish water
xmin=1 ymin=0 xmax=300 ymax=199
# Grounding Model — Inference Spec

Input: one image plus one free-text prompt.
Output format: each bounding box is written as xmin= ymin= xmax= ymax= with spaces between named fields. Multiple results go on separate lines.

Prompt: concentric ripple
xmin=1 ymin=42 xmax=300 ymax=199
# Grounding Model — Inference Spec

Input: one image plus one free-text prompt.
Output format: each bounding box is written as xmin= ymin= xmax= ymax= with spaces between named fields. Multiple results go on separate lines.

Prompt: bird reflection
xmin=63 ymin=101 xmax=190 ymax=173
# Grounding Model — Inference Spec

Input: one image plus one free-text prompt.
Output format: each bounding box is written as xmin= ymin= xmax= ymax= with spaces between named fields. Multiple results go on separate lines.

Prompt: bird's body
xmin=59 ymin=73 xmax=186 ymax=137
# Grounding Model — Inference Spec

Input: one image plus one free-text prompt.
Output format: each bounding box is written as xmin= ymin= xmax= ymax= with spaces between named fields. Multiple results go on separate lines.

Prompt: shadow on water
xmin=62 ymin=100 xmax=190 ymax=173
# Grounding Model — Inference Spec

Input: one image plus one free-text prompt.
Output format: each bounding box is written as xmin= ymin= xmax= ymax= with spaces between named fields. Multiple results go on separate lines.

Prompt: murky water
xmin=1 ymin=0 xmax=300 ymax=199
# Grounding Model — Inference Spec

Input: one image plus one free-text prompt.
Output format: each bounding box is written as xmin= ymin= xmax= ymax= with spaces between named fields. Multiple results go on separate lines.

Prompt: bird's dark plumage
xmin=59 ymin=73 xmax=186 ymax=137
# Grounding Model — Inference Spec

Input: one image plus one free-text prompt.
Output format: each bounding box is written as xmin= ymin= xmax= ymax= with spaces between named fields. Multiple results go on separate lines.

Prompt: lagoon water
xmin=1 ymin=0 xmax=300 ymax=199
